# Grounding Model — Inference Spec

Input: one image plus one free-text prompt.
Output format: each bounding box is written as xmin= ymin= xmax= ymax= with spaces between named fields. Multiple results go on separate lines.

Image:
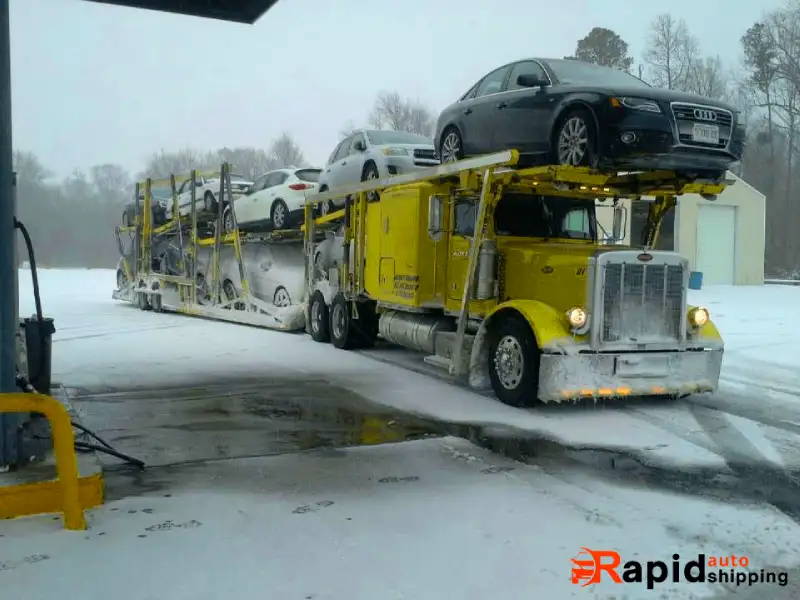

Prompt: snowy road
xmin=3 ymin=268 xmax=800 ymax=599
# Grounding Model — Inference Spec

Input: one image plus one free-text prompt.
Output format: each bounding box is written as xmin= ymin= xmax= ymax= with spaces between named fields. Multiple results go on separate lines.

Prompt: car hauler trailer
xmin=114 ymin=151 xmax=733 ymax=406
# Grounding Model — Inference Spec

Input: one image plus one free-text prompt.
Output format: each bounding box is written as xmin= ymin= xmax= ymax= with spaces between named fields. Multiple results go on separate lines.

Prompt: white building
xmin=596 ymin=172 xmax=766 ymax=286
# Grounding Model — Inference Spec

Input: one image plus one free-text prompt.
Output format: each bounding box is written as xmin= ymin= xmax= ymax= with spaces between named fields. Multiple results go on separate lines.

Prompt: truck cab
xmin=358 ymin=174 xmax=723 ymax=406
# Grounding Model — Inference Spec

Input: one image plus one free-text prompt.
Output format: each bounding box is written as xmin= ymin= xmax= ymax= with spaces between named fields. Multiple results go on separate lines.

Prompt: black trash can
xmin=22 ymin=316 xmax=56 ymax=395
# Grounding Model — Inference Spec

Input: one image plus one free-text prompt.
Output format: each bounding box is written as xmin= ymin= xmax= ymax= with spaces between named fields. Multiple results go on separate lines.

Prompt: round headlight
xmin=567 ymin=307 xmax=587 ymax=329
xmin=689 ymin=307 xmax=709 ymax=328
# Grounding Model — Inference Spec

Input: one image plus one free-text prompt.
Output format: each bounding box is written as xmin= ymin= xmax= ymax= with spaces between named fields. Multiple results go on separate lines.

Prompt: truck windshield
xmin=494 ymin=193 xmax=596 ymax=240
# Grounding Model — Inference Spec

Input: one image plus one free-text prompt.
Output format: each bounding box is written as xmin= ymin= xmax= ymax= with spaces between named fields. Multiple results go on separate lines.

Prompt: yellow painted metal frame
xmin=0 ymin=393 xmax=103 ymax=530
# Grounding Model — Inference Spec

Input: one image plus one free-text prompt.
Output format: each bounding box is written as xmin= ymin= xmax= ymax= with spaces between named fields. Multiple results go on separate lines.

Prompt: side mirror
xmin=516 ymin=74 xmax=548 ymax=88
xmin=428 ymin=195 xmax=445 ymax=241
xmin=353 ymin=140 xmax=366 ymax=152
xmin=612 ymin=206 xmax=627 ymax=241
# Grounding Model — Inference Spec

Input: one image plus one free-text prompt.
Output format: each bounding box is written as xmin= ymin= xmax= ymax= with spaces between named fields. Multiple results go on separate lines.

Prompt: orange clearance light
xmin=610 ymin=97 xmax=622 ymax=108
xmin=616 ymin=386 xmax=631 ymax=395
xmin=598 ymin=388 xmax=613 ymax=396
xmin=580 ymin=389 xmax=594 ymax=396
xmin=652 ymin=386 xmax=666 ymax=394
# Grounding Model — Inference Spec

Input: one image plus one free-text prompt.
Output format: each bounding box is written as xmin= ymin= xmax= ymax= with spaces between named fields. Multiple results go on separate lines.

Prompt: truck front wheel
xmin=487 ymin=314 xmax=541 ymax=407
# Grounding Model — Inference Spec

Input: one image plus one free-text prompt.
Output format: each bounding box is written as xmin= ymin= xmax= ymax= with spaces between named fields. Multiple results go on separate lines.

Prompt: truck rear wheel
xmin=487 ymin=314 xmax=541 ymax=407
xmin=330 ymin=293 xmax=358 ymax=350
xmin=309 ymin=291 xmax=330 ymax=343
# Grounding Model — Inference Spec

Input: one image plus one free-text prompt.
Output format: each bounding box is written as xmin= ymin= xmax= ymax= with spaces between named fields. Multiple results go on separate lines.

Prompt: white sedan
xmin=166 ymin=173 xmax=253 ymax=219
xmin=223 ymin=167 xmax=321 ymax=232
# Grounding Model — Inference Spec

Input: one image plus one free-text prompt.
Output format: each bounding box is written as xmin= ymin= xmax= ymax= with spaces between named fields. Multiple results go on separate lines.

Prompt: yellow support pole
xmin=0 ymin=393 xmax=86 ymax=530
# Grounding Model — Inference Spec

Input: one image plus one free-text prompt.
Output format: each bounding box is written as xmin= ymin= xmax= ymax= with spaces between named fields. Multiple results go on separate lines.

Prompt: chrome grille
xmin=601 ymin=262 xmax=684 ymax=343
xmin=671 ymin=103 xmax=733 ymax=150
xmin=413 ymin=148 xmax=440 ymax=167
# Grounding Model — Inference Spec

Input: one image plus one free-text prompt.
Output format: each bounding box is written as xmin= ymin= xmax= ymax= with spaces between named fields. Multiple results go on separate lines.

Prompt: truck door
xmin=447 ymin=197 xmax=478 ymax=301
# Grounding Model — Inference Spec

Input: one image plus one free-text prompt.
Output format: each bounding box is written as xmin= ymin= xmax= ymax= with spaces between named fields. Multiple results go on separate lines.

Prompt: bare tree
xmin=685 ymin=56 xmax=730 ymax=100
xmin=13 ymin=150 xmax=52 ymax=185
xmin=339 ymin=120 xmax=359 ymax=138
xmin=643 ymin=14 xmax=699 ymax=90
xmin=143 ymin=148 xmax=214 ymax=179
xmin=215 ymin=147 xmax=275 ymax=179
xmin=570 ymin=27 xmax=634 ymax=71
xmin=269 ymin=132 xmax=306 ymax=168
xmin=368 ymin=90 xmax=435 ymax=137
xmin=90 ymin=164 xmax=130 ymax=202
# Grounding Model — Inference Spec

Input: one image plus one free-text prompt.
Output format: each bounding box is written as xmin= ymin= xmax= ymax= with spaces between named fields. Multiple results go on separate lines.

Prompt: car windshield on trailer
xmin=366 ymin=130 xmax=433 ymax=145
xmin=546 ymin=58 xmax=651 ymax=88
xmin=295 ymin=169 xmax=321 ymax=183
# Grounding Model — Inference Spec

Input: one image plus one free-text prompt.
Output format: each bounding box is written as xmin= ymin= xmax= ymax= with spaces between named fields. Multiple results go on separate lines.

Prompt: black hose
xmin=74 ymin=441 xmax=145 ymax=469
xmin=71 ymin=420 xmax=114 ymax=451
xmin=14 ymin=217 xmax=47 ymax=388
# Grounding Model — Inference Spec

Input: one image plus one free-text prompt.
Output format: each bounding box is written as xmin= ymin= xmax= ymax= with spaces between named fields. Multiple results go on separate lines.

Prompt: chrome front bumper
xmin=537 ymin=348 xmax=724 ymax=403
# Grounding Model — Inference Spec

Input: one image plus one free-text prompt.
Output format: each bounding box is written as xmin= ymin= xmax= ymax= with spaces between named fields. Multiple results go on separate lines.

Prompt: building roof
xmin=84 ymin=0 xmax=280 ymax=24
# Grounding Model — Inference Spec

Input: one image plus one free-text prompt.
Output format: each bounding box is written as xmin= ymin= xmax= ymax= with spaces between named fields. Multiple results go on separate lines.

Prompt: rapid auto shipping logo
xmin=571 ymin=548 xmax=788 ymax=590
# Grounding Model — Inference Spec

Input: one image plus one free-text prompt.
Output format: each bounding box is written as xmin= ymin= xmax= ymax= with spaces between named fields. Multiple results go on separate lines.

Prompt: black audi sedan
xmin=434 ymin=58 xmax=745 ymax=180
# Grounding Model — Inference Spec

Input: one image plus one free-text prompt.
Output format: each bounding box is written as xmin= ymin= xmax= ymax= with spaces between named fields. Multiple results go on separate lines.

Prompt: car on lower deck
xmin=316 ymin=129 xmax=439 ymax=215
xmin=214 ymin=243 xmax=306 ymax=308
xmin=223 ymin=167 xmax=322 ymax=232
xmin=434 ymin=57 xmax=746 ymax=180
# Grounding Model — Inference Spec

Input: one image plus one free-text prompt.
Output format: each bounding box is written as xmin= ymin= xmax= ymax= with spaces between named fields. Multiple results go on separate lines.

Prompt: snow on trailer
xmin=113 ymin=150 xmax=735 ymax=407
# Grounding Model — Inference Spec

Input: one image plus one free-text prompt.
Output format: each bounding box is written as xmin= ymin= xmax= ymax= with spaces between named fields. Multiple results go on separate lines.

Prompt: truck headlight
xmin=566 ymin=306 xmax=587 ymax=329
xmin=689 ymin=307 xmax=709 ymax=328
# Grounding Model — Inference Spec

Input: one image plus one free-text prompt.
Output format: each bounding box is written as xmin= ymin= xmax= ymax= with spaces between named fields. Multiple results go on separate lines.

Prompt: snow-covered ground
xmin=3 ymin=268 xmax=800 ymax=599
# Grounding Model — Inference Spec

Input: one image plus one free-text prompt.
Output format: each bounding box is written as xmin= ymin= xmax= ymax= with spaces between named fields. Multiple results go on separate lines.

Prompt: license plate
xmin=691 ymin=123 xmax=719 ymax=145
xmin=615 ymin=355 xmax=670 ymax=378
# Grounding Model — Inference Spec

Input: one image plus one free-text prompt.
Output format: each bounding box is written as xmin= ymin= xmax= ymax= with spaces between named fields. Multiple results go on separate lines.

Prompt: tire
xmin=486 ymin=313 xmax=541 ymax=407
xmin=330 ymin=293 xmax=358 ymax=350
xmin=552 ymin=108 xmax=597 ymax=167
xmin=222 ymin=206 xmax=234 ymax=232
xmin=273 ymin=285 xmax=291 ymax=307
xmin=309 ymin=290 xmax=330 ymax=343
xmin=137 ymin=285 xmax=151 ymax=311
xmin=317 ymin=186 xmax=332 ymax=217
xmin=271 ymin=199 xmax=289 ymax=230
xmin=440 ymin=127 xmax=464 ymax=163
xmin=203 ymin=191 xmax=216 ymax=213
xmin=150 ymin=284 xmax=163 ymax=312
xmin=362 ymin=163 xmax=380 ymax=202
xmin=222 ymin=279 xmax=241 ymax=310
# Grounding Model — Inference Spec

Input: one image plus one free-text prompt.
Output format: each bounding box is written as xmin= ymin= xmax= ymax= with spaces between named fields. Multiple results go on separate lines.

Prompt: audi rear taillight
xmin=289 ymin=183 xmax=312 ymax=190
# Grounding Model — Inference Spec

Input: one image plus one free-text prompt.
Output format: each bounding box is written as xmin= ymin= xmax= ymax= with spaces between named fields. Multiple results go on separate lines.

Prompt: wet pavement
xmin=64 ymin=374 xmax=800 ymax=530
xmin=66 ymin=374 xmax=442 ymax=499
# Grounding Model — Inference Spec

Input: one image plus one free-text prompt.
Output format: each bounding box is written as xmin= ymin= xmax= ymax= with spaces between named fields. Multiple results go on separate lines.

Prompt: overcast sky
xmin=11 ymin=0 xmax=786 ymax=178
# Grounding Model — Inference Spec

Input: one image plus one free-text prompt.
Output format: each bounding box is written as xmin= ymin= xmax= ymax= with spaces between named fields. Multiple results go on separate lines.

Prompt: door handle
xmin=463 ymin=108 xmax=472 ymax=115
xmin=496 ymin=102 xmax=507 ymax=109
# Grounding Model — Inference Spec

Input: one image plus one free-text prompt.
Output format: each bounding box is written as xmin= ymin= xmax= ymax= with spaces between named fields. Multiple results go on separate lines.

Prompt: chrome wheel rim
xmin=332 ymin=303 xmax=346 ymax=339
xmin=273 ymin=288 xmax=290 ymax=307
xmin=441 ymin=132 xmax=461 ymax=163
xmin=493 ymin=335 xmax=524 ymax=390
xmin=224 ymin=211 xmax=233 ymax=231
xmin=273 ymin=203 xmax=285 ymax=228
xmin=223 ymin=282 xmax=237 ymax=301
xmin=320 ymin=201 xmax=330 ymax=216
xmin=557 ymin=117 xmax=589 ymax=165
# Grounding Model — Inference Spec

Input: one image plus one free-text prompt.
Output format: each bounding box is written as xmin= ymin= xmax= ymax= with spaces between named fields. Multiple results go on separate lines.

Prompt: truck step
xmin=434 ymin=331 xmax=476 ymax=360
xmin=423 ymin=354 xmax=451 ymax=370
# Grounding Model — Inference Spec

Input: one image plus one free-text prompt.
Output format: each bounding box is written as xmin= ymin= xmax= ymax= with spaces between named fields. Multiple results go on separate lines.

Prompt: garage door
xmin=696 ymin=204 xmax=736 ymax=285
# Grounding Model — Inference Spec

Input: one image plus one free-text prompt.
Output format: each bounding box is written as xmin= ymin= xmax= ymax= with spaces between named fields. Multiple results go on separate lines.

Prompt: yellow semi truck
xmin=115 ymin=150 xmax=731 ymax=407
xmin=303 ymin=150 xmax=728 ymax=406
